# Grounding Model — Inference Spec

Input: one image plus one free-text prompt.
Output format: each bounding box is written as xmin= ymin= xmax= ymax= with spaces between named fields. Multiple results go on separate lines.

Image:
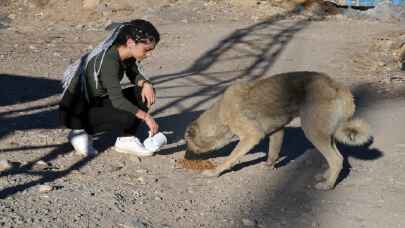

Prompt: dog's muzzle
xmin=184 ymin=149 xmax=202 ymax=160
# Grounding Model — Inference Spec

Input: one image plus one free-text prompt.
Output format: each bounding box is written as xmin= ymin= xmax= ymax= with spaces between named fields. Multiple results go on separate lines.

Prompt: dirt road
xmin=1 ymin=1 xmax=405 ymax=227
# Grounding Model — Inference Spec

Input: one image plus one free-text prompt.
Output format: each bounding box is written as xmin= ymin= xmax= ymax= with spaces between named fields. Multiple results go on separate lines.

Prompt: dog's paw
xmin=201 ymin=169 xmax=220 ymax=177
xmin=264 ymin=162 xmax=278 ymax=170
xmin=314 ymin=181 xmax=334 ymax=191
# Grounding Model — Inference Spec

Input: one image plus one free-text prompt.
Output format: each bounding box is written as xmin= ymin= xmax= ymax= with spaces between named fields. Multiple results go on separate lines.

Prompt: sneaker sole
xmin=113 ymin=147 xmax=153 ymax=157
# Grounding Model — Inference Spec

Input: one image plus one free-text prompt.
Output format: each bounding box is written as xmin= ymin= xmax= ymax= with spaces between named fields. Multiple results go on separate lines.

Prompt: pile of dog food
xmin=175 ymin=158 xmax=216 ymax=170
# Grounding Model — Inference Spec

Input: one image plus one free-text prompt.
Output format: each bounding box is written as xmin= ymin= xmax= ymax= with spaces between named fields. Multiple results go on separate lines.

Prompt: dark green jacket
xmin=67 ymin=44 xmax=147 ymax=114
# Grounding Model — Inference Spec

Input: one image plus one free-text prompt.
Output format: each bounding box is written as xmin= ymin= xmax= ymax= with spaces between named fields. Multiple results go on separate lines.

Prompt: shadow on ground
xmin=150 ymin=12 xmax=312 ymax=116
xmin=0 ymin=15 xmax=10 ymax=30
xmin=0 ymin=74 xmax=101 ymax=199
xmin=0 ymin=74 xmax=61 ymax=139
xmin=229 ymin=127 xmax=382 ymax=227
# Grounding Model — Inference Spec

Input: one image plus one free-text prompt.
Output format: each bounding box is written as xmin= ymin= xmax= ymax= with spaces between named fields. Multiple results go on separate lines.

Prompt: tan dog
xmin=184 ymin=71 xmax=370 ymax=190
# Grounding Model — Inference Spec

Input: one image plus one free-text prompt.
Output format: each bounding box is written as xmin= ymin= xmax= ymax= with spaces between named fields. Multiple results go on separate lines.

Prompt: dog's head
xmin=184 ymin=121 xmax=207 ymax=156
xmin=184 ymin=117 xmax=233 ymax=160
xmin=184 ymin=100 xmax=234 ymax=159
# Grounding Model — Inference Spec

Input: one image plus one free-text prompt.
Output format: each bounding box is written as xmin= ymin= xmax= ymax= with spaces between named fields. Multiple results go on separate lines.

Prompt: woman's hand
xmin=135 ymin=110 xmax=159 ymax=135
xmin=144 ymin=114 xmax=159 ymax=135
xmin=141 ymin=81 xmax=156 ymax=108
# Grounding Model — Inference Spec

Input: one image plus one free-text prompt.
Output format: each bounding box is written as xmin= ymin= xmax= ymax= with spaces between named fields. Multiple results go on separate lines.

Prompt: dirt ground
xmin=1 ymin=0 xmax=405 ymax=227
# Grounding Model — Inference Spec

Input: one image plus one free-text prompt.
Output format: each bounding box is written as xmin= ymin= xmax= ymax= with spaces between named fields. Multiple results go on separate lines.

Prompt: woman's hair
xmin=114 ymin=19 xmax=160 ymax=46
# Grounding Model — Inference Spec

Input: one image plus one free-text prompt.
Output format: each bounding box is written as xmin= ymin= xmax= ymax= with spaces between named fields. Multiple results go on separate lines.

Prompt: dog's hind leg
xmin=266 ymin=128 xmax=285 ymax=169
xmin=300 ymin=102 xmax=344 ymax=190
xmin=302 ymin=128 xmax=343 ymax=190
xmin=201 ymin=124 xmax=265 ymax=177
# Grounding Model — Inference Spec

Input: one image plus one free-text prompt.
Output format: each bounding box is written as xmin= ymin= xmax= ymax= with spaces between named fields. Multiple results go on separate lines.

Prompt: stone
xmin=398 ymin=44 xmax=405 ymax=71
xmin=82 ymin=0 xmax=100 ymax=10
xmin=242 ymin=218 xmax=257 ymax=226
xmin=38 ymin=184 xmax=53 ymax=193
xmin=0 ymin=160 xmax=12 ymax=172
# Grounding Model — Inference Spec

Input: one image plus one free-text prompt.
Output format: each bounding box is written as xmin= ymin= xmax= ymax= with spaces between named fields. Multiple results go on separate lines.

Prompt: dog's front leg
xmin=202 ymin=133 xmax=263 ymax=177
xmin=266 ymin=129 xmax=284 ymax=169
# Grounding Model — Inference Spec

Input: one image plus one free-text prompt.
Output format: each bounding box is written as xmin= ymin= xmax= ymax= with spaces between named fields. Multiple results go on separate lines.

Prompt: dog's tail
xmin=334 ymin=118 xmax=371 ymax=146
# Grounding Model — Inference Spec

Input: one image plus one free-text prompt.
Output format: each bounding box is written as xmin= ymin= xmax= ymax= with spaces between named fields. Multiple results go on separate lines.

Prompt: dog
xmin=184 ymin=71 xmax=370 ymax=190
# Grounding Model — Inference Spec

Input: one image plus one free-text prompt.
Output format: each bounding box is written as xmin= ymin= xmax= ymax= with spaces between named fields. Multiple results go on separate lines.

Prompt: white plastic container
xmin=143 ymin=132 xmax=167 ymax=152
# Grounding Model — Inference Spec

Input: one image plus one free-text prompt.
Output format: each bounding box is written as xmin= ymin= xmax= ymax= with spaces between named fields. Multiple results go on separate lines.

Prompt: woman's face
xmin=129 ymin=40 xmax=156 ymax=61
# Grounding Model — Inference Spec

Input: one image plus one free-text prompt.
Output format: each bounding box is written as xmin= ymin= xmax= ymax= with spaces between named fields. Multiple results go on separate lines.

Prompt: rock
xmin=128 ymin=218 xmax=150 ymax=228
xmin=75 ymin=24 xmax=85 ymax=30
xmin=136 ymin=177 xmax=145 ymax=184
xmin=38 ymin=184 xmax=53 ymax=193
xmin=0 ymin=160 xmax=12 ymax=172
xmin=136 ymin=169 xmax=147 ymax=174
xmin=8 ymin=14 xmax=16 ymax=20
xmin=398 ymin=44 xmax=405 ymax=71
xmin=242 ymin=218 xmax=257 ymax=226
xmin=31 ymin=0 xmax=50 ymax=7
xmin=109 ymin=0 xmax=133 ymax=11
xmin=97 ymin=3 xmax=113 ymax=16
xmin=82 ymin=0 xmax=100 ymax=10
xmin=32 ymin=160 xmax=49 ymax=170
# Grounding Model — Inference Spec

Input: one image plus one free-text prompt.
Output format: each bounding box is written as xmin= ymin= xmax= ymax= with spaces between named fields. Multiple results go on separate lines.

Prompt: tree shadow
xmin=0 ymin=74 xmax=62 ymax=139
xmin=226 ymin=132 xmax=382 ymax=227
xmin=180 ymin=120 xmax=382 ymax=190
xmin=224 ymin=127 xmax=382 ymax=184
xmin=0 ymin=74 xmax=105 ymax=199
xmin=0 ymin=74 xmax=61 ymax=106
xmin=210 ymin=127 xmax=313 ymax=174
xmin=149 ymin=12 xmax=312 ymax=117
xmin=0 ymin=142 xmax=105 ymax=199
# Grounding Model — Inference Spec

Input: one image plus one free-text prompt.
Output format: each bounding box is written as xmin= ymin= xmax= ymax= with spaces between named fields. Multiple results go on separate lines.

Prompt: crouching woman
xmin=59 ymin=19 xmax=160 ymax=157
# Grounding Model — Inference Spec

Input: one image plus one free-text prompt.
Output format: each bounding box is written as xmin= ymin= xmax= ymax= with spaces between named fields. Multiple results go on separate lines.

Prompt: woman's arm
xmin=126 ymin=60 xmax=156 ymax=107
xmin=98 ymin=53 xmax=140 ymax=114
xmin=98 ymin=55 xmax=158 ymax=133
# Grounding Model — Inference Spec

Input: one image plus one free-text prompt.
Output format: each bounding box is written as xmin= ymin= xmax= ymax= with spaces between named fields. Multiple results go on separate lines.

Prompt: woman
xmin=59 ymin=19 xmax=160 ymax=157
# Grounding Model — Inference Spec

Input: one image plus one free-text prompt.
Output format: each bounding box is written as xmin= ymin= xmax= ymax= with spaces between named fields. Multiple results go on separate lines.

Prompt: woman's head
xmin=115 ymin=19 xmax=160 ymax=60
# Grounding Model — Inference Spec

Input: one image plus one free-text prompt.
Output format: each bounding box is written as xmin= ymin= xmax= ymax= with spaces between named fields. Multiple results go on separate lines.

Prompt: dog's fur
xmin=184 ymin=71 xmax=370 ymax=190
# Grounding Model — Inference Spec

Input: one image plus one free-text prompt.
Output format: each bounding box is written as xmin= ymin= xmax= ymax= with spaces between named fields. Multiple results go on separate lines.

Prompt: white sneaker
xmin=68 ymin=129 xmax=98 ymax=156
xmin=114 ymin=136 xmax=154 ymax=157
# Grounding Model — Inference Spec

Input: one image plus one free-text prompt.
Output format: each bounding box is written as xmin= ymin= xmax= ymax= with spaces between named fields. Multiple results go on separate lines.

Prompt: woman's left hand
xmin=141 ymin=82 xmax=156 ymax=108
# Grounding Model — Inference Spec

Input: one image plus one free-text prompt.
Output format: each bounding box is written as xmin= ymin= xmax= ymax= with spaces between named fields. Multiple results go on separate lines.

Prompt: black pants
xmin=59 ymin=86 xmax=148 ymax=135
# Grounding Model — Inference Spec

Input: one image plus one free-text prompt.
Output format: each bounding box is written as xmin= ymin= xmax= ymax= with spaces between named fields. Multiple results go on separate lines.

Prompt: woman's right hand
xmin=135 ymin=110 xmax=159 ymax=135
xmin=144 ymin=114 xmax=159 ymax=135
